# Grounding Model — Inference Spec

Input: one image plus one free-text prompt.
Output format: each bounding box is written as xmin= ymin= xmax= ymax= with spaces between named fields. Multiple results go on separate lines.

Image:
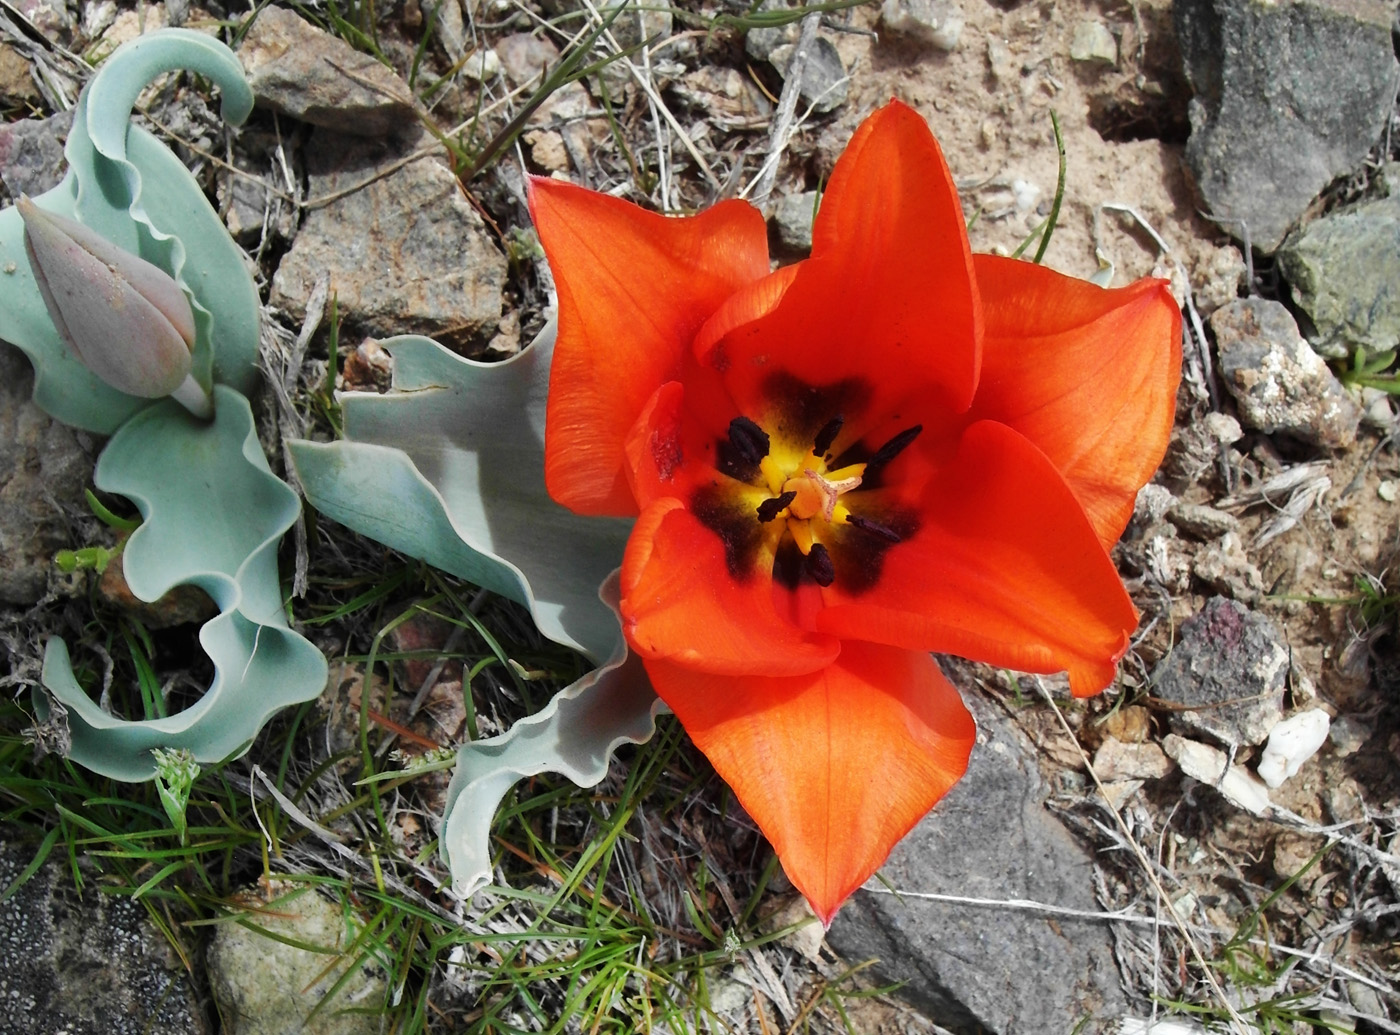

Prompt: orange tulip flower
xmin=530 ymin=100 xmax=1181 ymax=924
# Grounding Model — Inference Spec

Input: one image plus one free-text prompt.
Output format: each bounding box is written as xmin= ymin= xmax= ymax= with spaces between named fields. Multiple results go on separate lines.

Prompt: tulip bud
xmin=17 ymin=196 xmax=212 ymax=417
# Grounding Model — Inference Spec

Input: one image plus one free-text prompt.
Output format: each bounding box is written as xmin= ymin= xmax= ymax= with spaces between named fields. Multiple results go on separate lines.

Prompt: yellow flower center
xmin=758 ymin=451 xmax=867 ymax=555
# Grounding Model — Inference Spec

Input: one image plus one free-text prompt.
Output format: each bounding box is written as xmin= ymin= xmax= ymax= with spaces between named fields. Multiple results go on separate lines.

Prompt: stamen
xmin=812 ymin=415 xmax=844 ymax=457
xmin=806 ymin=543 xmax=835 ymax=586
xmin=756 ymin=490 xmax=797 ymax=522
xmin=848 ymin=514 xmax=903 ymax=543
xmin=728 ymin=416 xmax=770 ymax=466
xmin=866 ymin=425 xmax=923 ymax=471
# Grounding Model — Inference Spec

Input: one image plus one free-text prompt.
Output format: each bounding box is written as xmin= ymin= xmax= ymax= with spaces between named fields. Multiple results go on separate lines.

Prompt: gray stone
xmin=827 ymin=693 xmax=1127 ymax=1035
xmin=207 ymin=882 xmax=387 ymax=1035
xmin=270 ymin=132 xmax=507 ymax=352
xmin=1277 ymin=192 xmax=1400 ymax=356
xmin=772 ymin=190 xmax=819 ymax=254
xmin=0 ymin=835 xmax=206 ymax=1034
xmin=1211 ymin=297 xmax=1359 ymax=448
xmin=238 ymin=6 xmax=416 ymax=137
xmin=1174 ymin=0 xmax=1398 ymax=253
xmin=0 ymin=345 xmax=92 ymax=605
xmin=1151 ymin=596 xmax=1289 ymax=748
xmin=769 ymin=35 xmax=849 ymax=114
xmin=879 ymin=0 xmax=965 ymax=52
xmin=0 ymin=109 xmax=73 ymax=202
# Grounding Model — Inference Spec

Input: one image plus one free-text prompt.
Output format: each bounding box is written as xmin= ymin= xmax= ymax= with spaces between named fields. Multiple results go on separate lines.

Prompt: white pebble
xmin=1256 ymin=708 xmax=1331 ymax=789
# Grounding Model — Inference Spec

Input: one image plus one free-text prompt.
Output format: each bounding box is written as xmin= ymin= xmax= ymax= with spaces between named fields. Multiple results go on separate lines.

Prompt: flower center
xmin=701 ymin=412 xmax=921 ymax=589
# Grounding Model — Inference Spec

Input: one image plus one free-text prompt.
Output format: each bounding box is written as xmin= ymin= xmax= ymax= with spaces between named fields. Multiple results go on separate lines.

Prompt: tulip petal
xmin=697 ymin=101 xmax=981 ymax=419
xmin=970 ymin=256 xmax=1182 ymax=546
xmin=529 ymin=178 xmax=769 ymax=516
xmin=817 ymin=420 xmax=1137 ymax=696
xmin=644 ymin=641 xmax=976 ymax=924
xmin=621 ymin=497 xmax=840 ymax=676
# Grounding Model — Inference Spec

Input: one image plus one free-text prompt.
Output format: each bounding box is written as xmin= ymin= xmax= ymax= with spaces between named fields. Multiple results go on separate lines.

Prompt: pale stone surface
xmin=880 ymin=0 xmax=965 ymax=52
xmin=1211 ymin=298 xmax=1359 ymax=448
xmin=1164 ymin=735 xmax=1274 ymax=816
xmin=238 ymin=6 xmax=416 ymax=137
xmin=1069 ymin=20 xmax=1117 ymax=64
xmin=270 ymin=132 xmax=507 ymax=352
xmin=1092 ymin=737 xmax=1173 ymax=781
xmin=206 ymin=884 xmax=387 ymax=1035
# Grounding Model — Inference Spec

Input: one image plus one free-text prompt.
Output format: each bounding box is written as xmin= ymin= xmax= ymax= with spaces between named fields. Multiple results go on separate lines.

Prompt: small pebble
xmin=1256 ymin=708 xmax=1331 ymax=788
xmin=1378 ymin=480 xmax=1397 ymax=501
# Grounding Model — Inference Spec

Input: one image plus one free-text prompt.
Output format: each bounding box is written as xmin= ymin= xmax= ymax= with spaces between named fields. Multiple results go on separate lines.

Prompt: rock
xmin=1174 ymin=0 xmax=1398 ymax=253
xmin=207 ymin=883 xmax=387 ymax=1035
xmin=771 ymin=190 xmax=819 ymax=254
xmin=81 ymin=0 xmax=119 ymax=40
xmin=1165 ymin=502 xmax=1238 ymax=540
xmin=1161 ymin=411 xmax=1242 ymax=486
xmin=270 ymin=132 xmax=507 ymax=352
xmin=1356 ymin=386 xmax=1395 ymax=430
xmin=769 ymin=35 xmax=849 ymax=114
xmin=1192 ymin=530 xmax=1264 ymax=602
xmin=1192 ymin=242 xmax=1246 ymax=316
xmin=1270 ymin=831 xmax=1322 ymax=880
xmin=0 ymin=346 xmax=92 ymax=605
xmin=431 ymin=0 xmax=468 ymax=63
xmin=1256 ymin=708 xmax=1331 ymax=788
xmin=0 ymin=834 xmax=206 ymax=1034
xmin=0 ymin=110 xmax=73 ymax=202
xmin=218 ymin=125 xmax=299 ymax=245
xmin=1277 ymin=192 xmax=1400 ymax=357
xmin=879 ymin=0 xmax=965 ymax=52
xmin=1102 ymin=704 xmax=1153 ymax=745
xmin=16 ymin=0 xmax=73 ymax=43
xmin=1328 ymin=714 xmax=1371 ymax=756
xmin=1133 ymin=483 xmax=1176 ymax=525
xmin=745 ymin=0 xmax=799 ymax=62
xmin=0 ymin=44 xmax=39 ymax=107
xmin=1151 ymin=596 xmax=1288 ymax=748
xmin=495 ymin=32 xmax=560 ymax=85
xmin=1164 ymin=734 xmax=1273 ymax=816
xmin=827 ymin=693 xmax=1126 ymax=1035
xmin=1092 ymin=737 xmax=1173 ymax=781
xmin=462 ymin=48 xmax=500 ymax=82
xmin=97 ymin=548 xmax=218 ymax=629
xmin=1069 ymin=20 xmax=1118 ymax=65
xmin=238 ymin=6 xmax=416 ymax=137
xmin=675 ymin=66 xmax=770 ymax=123
xmin=760 ymin=895 xmax=824 ymax=963
xmin=1211 ymin=298 xmax=1359 ymax=448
